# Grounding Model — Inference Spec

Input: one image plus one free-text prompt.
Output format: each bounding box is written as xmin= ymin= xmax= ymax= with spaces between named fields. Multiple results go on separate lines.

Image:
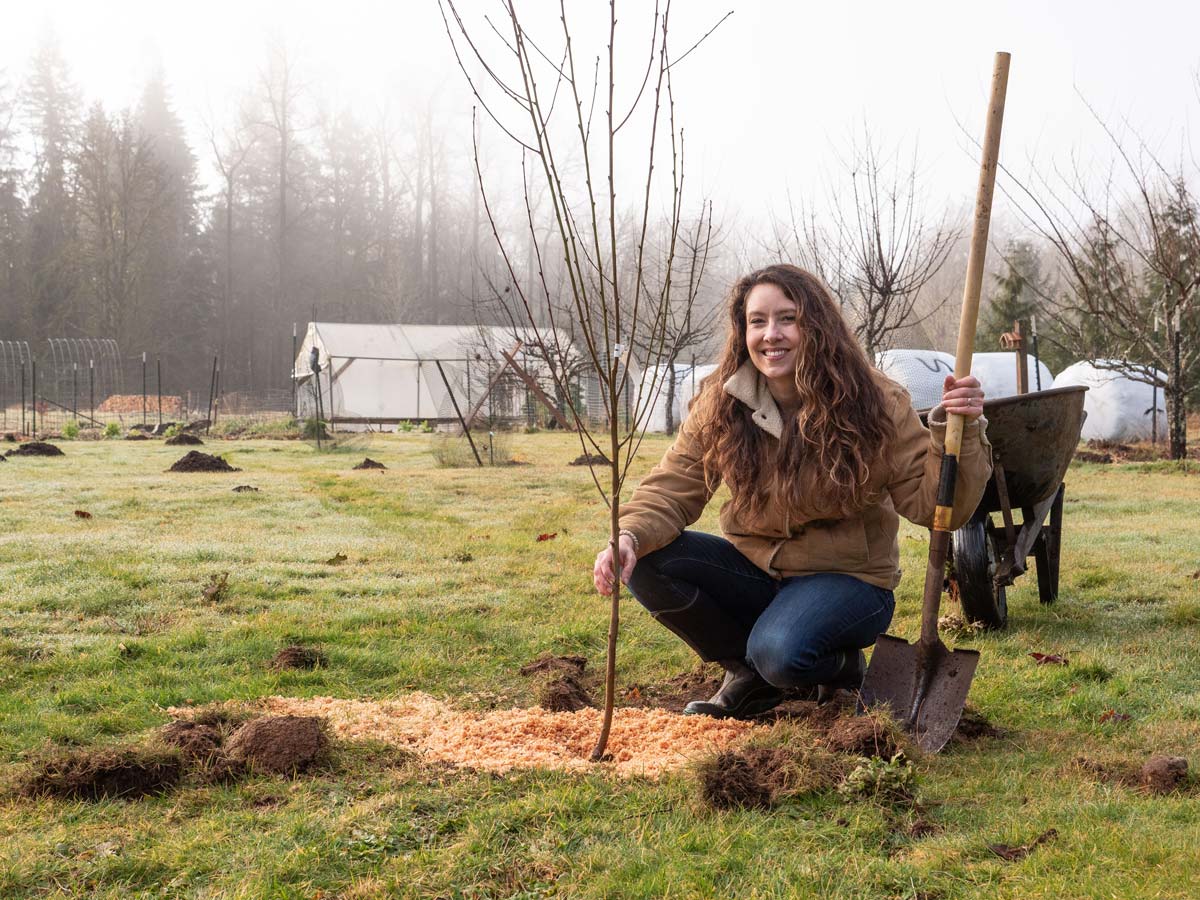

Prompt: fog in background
xmin=1 ymin=0 xmax=1198 ymax=397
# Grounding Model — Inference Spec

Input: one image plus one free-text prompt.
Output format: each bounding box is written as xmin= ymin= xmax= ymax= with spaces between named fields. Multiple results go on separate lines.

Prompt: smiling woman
xmin=593 ymin=263 xmax=991 ymax=720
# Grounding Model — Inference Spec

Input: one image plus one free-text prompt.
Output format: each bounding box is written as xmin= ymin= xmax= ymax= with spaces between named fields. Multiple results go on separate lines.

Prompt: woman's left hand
xmin=941 ymin=374 xmax=985 ymax=421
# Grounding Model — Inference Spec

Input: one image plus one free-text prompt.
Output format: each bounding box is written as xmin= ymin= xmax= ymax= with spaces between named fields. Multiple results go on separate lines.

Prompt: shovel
xmin=859 ymin=51 xmax=1011 ymax=754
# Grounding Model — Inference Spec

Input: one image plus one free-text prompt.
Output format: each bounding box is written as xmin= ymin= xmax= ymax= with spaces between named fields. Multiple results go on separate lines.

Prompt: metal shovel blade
xmin=859 ymin=634 xmax=981 ymax=754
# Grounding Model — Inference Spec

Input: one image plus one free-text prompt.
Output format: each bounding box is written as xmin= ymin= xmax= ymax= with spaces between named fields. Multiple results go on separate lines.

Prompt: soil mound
xmin=1142 ymin=755 xmax=1189 ymax=794
xmin=270 ymin=645 xmax=327 ymax=671
xmin=225 ymin=715 xmax=328 ymax=775
xmin=520 ymin=653 xmax=587 ymax=677
xmin=22 ymin=746 xmax=183 ymax=801
xmin=353 ymin=457 xmax=387 ymax=470
xmin=6 ymin=441 xmax=64 ymax=457
xmin=124 ymin=433 xmax=149 ymax=441
xmin=168 ymin=450 xmax=240 ymax=473
xmin=538 ymin=673 xmax=594 ymax=712
xmin=697 ymin=749 xmax=776 ymax=809
xmin=569 ymin=452 xmax=610 ymax=466
xmin=160 ymin=721 xmax=223 ymax=760
xmin=825 ymin=714 xmax=901 ymax=758
xmin=165 ymin=433 xmax=204 ymax=446
xmin=950 ymin=706 xmax=1004 ymax=744
xmin=232 ymin=484 xmax=259 ymax=493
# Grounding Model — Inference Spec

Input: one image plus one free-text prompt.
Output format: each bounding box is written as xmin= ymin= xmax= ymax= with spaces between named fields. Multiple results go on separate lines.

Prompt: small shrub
xmin=62 ymin=421 xmax=80 ymax=439
xmin=163 ymin=423 xmax=182 ymax=439
xmin=398 ymin=421 xmax=415 ymax=433
xmin=103 ymin=422 xmax=122 ymax=439
xmin=418 ymin=420 xmax=433 ymax=434
xmin=838 ymin=752 xmax=919 ymax=804
xmin=301 ymin=418 xmax=329 ymax=440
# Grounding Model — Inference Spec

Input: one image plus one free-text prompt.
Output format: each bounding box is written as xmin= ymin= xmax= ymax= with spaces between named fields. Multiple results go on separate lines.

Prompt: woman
xmin=593 ymin=264 xmax=992 ymax=719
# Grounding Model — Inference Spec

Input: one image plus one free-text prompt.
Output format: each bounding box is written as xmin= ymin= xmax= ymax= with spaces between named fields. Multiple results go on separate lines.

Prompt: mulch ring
xmin=165 ymin=433 xmax=204 ymax=446
xmin=18 ymin=714 xmax=330 ymax=802
xmin=519 ymin=653 xmax=596 ymax=712
xmin=568 ymin=452 xmax=610 ymax=466
xmin=167 ymin=450 xmax=240 ymax=473
xmin=270 ymin=645 xmax=328 ymax=671
xmin=5 ymin=441 xmax=65 ymax=457
xmin=353 ymin=457 xmax=387 ymax=470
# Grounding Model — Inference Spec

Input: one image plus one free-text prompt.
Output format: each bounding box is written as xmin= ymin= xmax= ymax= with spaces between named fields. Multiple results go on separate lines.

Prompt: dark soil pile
xmin=22 ymin=746 xmax=183 ymax=801
xmin=225 ymin=715 xmax=328 ymax=775
xmin=825 ymin=714 xmax=901 ymax=758
xmin=697 ymin=749 xmax=777 ymax=809
xmin=538 ymin=673 xmax=595 ymax=712
xmin=167 ymin=450 xmax=240 ymax=473
xmin=182 ymin=421 xmax=209 ymax=434
xmin=160 ymin=721 xmax=223 ymax=760
xmin=165 ymin=433 xmax=204 ymax=446
xmin=353 ymin=457 xmax=387 ymax=470
xmin=270 ymin=645 xmax=328 ymax=671
xmin=232 ymin=485 xmax=259 ymax=493
xmin=695 ymin=744 xmax=836 ymax=811
xmin=124 ymin=433 xmax=149 ymax=441
xmin=6 ymin=441 xmax=64 ymax=457
xmin=949 ymin=706 xmax=1004 ymax=744
xmin=1142 ymin=755 xmax=1189 ymax=794
xmin=520 ymin=653 xmax=587 ymax=677
xmin=569 ymin=452 xmax=610 ymax=466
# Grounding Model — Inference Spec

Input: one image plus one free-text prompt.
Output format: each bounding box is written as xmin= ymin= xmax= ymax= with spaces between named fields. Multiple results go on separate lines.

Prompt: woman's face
xmin=745 ymin=283 xmax=800 ymax=388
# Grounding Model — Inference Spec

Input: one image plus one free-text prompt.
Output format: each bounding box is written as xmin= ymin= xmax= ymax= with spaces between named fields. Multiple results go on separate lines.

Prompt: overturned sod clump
xmin=270 ymin=645 xmax=328 ymax=671
xmin=353 ymin=457 xmax=386 ymax=470
xmin=168 ymin=450 xmax=240 ymax=473
xmin=165 ymin=432 xmax=204 ymax=446
xmin=160 ymin=721 xmax=224 ymax=761
xmin=695 ymin=724 xmax=847 ymax=811
xmin=951 ymin=706 xmax=1005 ymax=744
xmin=6 ymin=441 xmax=64 ymax=457
xmin=225 ymin=715 xmax=329 ymax=775
xmin=520 ymin=653 xmax=595 ymax=712
xmin=1142 ymin=756 xmax=1189 ymax=794
xmin=22 ymin=745 xmax=183 ymax=801
xmin=825 ymin=712 xmax=903 ymax=758
xmin=569 ymin=452 xmax=609 ymax=466
xmin=232 ymin=484 xmax=259 ymax=493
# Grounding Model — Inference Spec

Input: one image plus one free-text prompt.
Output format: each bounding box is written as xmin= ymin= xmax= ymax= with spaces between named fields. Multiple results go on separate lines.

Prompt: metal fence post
xmin=89 ymin=359 xmax=95 ymax=427
xmin=142 ymin=352 xmax=147 ymax=426
xmin=31 ymin=360 xmax=36 ymax=437
xmin=157 ymin=358 xmax=162 ymax=426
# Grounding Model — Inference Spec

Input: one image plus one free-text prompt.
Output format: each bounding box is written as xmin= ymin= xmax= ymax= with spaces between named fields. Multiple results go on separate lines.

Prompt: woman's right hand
xmin=593 ymin=533 xmax=637 ymax=596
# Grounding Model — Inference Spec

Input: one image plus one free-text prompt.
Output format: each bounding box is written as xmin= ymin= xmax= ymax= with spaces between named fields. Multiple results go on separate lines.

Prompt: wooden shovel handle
xmin=945 ymin=52 xmax=1011 ymax=459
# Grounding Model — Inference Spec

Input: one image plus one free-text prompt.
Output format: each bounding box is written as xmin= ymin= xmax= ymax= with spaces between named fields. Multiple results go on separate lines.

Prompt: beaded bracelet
xmin=617 ymin=529 xmax=640 ymax=555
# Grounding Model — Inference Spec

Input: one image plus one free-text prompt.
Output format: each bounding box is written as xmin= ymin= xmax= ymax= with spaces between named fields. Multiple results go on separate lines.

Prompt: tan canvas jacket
xmin=619 ymin=362 xmax=993 ymax=590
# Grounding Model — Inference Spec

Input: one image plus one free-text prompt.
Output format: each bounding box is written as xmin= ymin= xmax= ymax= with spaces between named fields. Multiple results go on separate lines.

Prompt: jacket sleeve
xmin=618 ymin=408 xmax=716 ymax=557
xmin=886 ymin=384 xmax=993 ymax=531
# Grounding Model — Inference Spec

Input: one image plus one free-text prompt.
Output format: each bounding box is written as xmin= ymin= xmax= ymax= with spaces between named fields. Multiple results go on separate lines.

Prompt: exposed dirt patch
xmin=270 ymin=645 xmax=328 ymax=671
xmin=538 ymin=673 xmax=594 ymax=712
xmin=988 ymin=828 xmax=1058 ymax=862
xmin=519 ymin=653 xmax=587 ymax=677
xmin=124 ymin=433 xmax=149 ymax=441
xmin=160 ymin=721 xmax=223 ymax=760
xmin=1074 ymin=449 xmax=1113 ymax=464
xmin=6 ymin=441 xmax=64 ymax=457
xmin=569 ymin=452 xmax=610 ymax=466
xmin=825 ymin=714 xmax=901 ymax=758
xmin=1071 ymin=754 xmax=1141 ymax=787
xmin=949 ymin=706 xmax=1004 ymax=744
xmin=21 ymin=745 xmax=183 ymax=800
xmin=232 ymin=484 xmax=259 ymax=493
xmin=623 ymin=666 xmax=819 ymax=715
xmin=353 ymin=457 xmax=387 ymax=470
xmin=1142 ymin=755 xmax=1189 ymax=794
xmin=168 ymin=450 xmax=240 ymax=472
xmin=225 ymin=715 xmax=329 ymax=775
xmin=165 ymin=433 xmax=204 ymax=446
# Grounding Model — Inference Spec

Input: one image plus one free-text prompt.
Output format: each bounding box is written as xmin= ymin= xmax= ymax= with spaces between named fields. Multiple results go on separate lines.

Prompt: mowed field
xmin=1 ymin=433 xmax=1198 ymax=899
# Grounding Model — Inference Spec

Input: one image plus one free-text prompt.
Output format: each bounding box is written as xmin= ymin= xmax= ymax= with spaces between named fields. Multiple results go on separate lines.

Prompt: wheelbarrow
xmin=924 ymin=385 xmax=1088 ymax=629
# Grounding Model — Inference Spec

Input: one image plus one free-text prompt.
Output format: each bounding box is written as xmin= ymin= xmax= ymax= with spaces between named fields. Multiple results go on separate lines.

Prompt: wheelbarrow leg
xmin=1034 ymin=483 xmax=1065 ymax=604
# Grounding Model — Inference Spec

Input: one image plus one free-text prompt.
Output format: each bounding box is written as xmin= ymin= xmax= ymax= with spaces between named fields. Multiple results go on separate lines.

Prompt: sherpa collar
xmin=722 ymin=361 xmax=784 ymax=439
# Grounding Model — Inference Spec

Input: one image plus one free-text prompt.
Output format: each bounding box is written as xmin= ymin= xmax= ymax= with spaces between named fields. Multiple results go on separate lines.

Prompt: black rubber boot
xmin=683 ymin=659 xmax=783 ymax=720
xmin=816 ymin=649 xmax=866 ymax=705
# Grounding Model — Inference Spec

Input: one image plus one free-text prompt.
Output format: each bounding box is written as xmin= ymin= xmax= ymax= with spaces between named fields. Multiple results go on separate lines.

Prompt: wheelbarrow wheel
xmin=950 ymin=507 xmax=1007 ymax=629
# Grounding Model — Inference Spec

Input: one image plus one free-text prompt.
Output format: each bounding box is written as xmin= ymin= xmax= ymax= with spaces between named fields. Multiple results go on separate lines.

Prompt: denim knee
xmin=745 ymin=630 xmax=820 ymax=689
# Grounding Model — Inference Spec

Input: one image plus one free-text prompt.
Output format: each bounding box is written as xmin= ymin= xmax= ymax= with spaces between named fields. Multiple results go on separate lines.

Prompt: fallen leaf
xmin=73 ymin=509 xmax=92 ymax=519
xmin=1099 ymin=709 xmax=1132 ymax=724
xmin=1029 ymin=652 xmax=1068 ymax=666
xmin=202 ymin=572 xmax=229 ymax=603
xmin=325 ymin=552 xmax=348 ymax=566
xmin=1191 ymin=570 xmax=1199 ymax=579
xmin=988 ymin=828 xmax=1057 ymax=862
xmin=624 ymin=686 xmax=643 ymax=701
xmin=536 ymin=532 xmax=557 ymax=542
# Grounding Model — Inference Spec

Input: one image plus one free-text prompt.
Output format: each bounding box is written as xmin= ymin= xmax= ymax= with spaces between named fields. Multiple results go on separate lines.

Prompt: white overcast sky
xmin=3 ymin=0 xmax=1198 ymax=222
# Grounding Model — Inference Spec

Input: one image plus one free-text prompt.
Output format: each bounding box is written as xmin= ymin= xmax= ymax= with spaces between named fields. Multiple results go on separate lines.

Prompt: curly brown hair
xmin=692 ymin=264 xmax=895 ymax=520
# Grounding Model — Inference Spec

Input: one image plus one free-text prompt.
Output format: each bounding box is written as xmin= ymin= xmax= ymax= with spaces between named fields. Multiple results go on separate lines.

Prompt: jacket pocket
xmin=781 ymin=517 xmax=871 ymax=571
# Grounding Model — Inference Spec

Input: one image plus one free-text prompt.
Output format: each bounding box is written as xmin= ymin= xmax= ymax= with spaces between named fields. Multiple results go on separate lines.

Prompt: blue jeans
xmin=626 ymin=531 xmax=895 ymax=689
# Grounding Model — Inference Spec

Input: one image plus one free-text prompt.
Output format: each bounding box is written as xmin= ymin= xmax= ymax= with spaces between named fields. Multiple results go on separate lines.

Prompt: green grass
xmin=1 ymin=434 xmax=1199 ymax=898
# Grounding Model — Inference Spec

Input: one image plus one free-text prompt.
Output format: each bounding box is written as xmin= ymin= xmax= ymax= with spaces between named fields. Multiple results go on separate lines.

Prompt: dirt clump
xmin=165 ymin=433 xmax=204 ymax=446
xmin=695 ymin=742 xmax=841 ymax=811
xmin=949 ymin=706 xmax=1004 ymax=744
xmin=825 ymin=714 xmax=901 ymax=758
xmin=232 ymin=484 xmax=259 ymax=492
xmin=569 ymin=452 xmax=610 ymax=466
xmin=167 ymin=450 xmax=240 ymax=473
xmin=537 ymin=672 xmax=595 ymax=712
xmin=1141 ymin=755 xmax=1189 ymax=794
xmin=124 ymin=433 xmax=149 ymax=441
xmin=160 ymin=721 xmax=223 ymax=760
xmin=225 ymin=715 xmax=328 ymax=775
xmin=697 ymin=749 xmax=776 ymax=810
xmin=520 ymin=653 xmax=587 ymax=677
xmin=353 ymin=457 xmax=387 ymax=470
xmin=22 ymin=745 xmax=183 ymax=801
xmin=270 ymin=645 xmax=328 ymax=671
xmin=6 ymin=441 xmax=64 ymax=457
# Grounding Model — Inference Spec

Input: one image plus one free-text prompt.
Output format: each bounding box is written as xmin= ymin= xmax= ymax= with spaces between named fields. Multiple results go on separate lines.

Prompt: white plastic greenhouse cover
xmin=677 ymin=364 xmax=717 ymax=427
xmin=875 ymin=349 xmax=955 ymax=410
xmin=969 ymin=352 xmax=1054 ymax=400
xmin=640 ymin=363 xmax=716 ymax=432
xmin=1052 ymin=360 xmax=1166 ymax=442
